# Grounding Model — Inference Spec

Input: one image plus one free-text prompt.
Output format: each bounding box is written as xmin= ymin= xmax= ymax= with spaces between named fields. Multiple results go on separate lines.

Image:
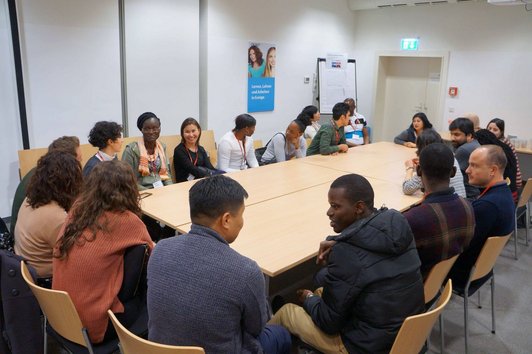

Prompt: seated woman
xmin=173 ymin=117 xmax=222 ymax=182
xmin=83 ymin=121 xmax=123 ymax=177
xmin=343 ymin=98 xmax=369 ymax=146
xmin=122 ymin=112 xmax=172 ymax=190
xmin=53 ymin=160 xmax=154 ymax=344
xmin=217 ymin=114 xmax=259 ymax=172
xmin=260 ymin=114 xmax=312 ymax=164
xmin=475 ymin=129 xmax=519 ymax=203
xmin=487 ymin=118 xmax=522 ymax=190
xmin=14 ymin=151 xmax=82 ymax=285
xmin=394 ymin=112 xmax=433 ymax=148
xmin=403 ymin=129 xmax=466 ymax=198
xmin=302 ymin=105 xmax=321 ymax=139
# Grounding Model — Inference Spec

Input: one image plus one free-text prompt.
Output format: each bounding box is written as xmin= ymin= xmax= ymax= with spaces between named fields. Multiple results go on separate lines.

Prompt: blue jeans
xmin=258 ymin=324 xmax=291 ymax=354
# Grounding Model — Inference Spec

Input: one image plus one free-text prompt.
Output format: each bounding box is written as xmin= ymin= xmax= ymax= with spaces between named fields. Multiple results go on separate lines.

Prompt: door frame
xmin=372 ymin=50 xmax=449 ymax=142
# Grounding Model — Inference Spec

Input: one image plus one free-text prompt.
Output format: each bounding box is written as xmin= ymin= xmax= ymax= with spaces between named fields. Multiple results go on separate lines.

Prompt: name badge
xmin=152 ymin=180 xmax=164 ymax=189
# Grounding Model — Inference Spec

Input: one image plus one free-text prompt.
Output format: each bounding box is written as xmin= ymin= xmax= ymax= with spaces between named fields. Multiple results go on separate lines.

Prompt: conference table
xmin=141 ymin=142 xmax=420 ymax=289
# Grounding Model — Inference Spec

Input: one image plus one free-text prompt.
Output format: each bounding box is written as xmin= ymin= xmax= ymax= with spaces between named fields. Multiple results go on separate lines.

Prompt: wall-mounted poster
xmin=247 ymin=42 xmax=276 ymax=112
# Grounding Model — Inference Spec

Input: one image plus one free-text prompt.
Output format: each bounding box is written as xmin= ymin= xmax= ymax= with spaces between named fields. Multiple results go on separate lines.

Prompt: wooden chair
xmin=107 ymin=310 xmax=204 ymax=354
xmin=389 ymin=279 xmax=452 ymax=354
xmin=422 ymin=254 xmax=459 ymax=353
xmin=20 ymin=261 xmax=118 ymax=354
xmin=513 ymin=178 xmax=532 ymax=259
xmin=253 ymin=139 xmax=263 ymax=149
xmin=453 ymin=233 xmax=512 ymax=354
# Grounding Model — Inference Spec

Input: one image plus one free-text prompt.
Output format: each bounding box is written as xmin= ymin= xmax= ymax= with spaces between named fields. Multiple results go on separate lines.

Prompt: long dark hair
xmin=248 ymin=45 xmax=263 ymax=66
xmin=55 ymin=160 xmax=142 ymax=259
xmin=180 ymin=117 xmax=202 ymax=147
xmin=487 ymin=118 xmax=505 ymax=139
xmin=410 ymin=112 xmax=433 ymax=130
xmin=26 ymin=151 xmax=82 ymax=211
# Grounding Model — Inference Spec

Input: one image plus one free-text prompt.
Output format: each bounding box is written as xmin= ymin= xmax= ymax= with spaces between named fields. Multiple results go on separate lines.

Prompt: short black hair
xmin=411 ymin=112 xmax=433 ymax=130
xmin=416 ymin=129 xmax=443 ymax=156
xmin=330 ymin=174 xmax=374 ymax=208
xmin=449 ymin=117 xmax=474 ymax=137
xmin=137 ymin=112 xmax=160 ymax=131
xmin=419 ymin=143 xmax=454 ymax=182
xmin=88 ymin=121 xmax=123 ymax=149
xmin=233 ymin=114 xmax=256 ymax=131
xmin=189 ymin=175 xmax=249 ymax=221
xmin=332 ymin=102 xmax=350 ymax=121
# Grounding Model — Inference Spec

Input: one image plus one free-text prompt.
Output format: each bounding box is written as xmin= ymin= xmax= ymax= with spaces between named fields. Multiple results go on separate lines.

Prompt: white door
xmin=373 ymin=56 xmax=443 ymax=143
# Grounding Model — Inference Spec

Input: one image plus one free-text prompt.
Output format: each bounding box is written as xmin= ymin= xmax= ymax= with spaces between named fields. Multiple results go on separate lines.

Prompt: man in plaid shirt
xmin=403 ymin=143 xmax=475 ymax=280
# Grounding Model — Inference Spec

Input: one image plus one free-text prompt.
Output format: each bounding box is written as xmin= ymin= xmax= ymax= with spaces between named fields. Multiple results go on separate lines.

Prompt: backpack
xmin=255 ymin=133 xmax=286 ymax=166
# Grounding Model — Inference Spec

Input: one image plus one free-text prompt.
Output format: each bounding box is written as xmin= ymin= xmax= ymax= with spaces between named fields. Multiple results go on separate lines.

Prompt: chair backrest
xmin=253 ymin=139 xmax=263 ymax=149
xmin=107 ymin=310 xmax=205 ymax=354
xmin=389 ymin=279 xmax=453 ymax=354
xmin=20 ymin=262 xmax=87 ymax=347
xmin=517 ymin=178 xmax=532 ymax=208
xmin=423 ymin=254 xmax=459 ymax=303
xmin=470 ymin=233 xmax=512 ymax=282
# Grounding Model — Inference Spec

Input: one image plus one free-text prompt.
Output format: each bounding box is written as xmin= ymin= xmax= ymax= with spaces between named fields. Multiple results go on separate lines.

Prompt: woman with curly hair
xmin=83 ymin=121 xmax=123 ymax=177
xmin=53 ymin=160 xmax=154 ymax=344
xmin=14 ymin=151 xmax=83 ymax=283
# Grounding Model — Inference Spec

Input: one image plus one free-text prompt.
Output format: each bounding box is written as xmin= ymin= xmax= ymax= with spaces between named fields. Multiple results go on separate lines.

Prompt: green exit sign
xmin=401 ymin=38 xmax=419 ymax=51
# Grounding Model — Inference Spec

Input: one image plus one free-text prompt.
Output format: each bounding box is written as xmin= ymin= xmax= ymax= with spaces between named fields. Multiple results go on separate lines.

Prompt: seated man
xmin=271 ymin=174 xmax=424 ymax=354
xmin=403 ymin=143 xmax=475 ymax=281
xmin=147 ymin=175 xmax=290 ymax=353
xmin=449 ymin=117 xmax=481 ymax=199
xmin=306 ymin=102 xmax=350 ymax=156
xmin=448 ymin=145 xmax=515 ymax=289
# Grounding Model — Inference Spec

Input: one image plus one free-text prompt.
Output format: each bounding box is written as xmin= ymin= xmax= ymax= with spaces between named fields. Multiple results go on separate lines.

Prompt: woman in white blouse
xmin=302 ymin=105 xmax=321 ymax=139
xmin=217 ymin=114 xmax=259 ymax=172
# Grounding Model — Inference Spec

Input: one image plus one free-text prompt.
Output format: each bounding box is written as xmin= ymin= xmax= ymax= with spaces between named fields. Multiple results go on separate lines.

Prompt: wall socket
xmin=303 ymin=76 xmax=310 ymax=84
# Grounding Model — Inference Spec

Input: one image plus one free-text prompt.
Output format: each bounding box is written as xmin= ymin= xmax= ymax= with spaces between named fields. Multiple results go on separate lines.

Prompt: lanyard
xmin=186 ymin=146 xmax=199 ymax=166
xmin=477 ymin=180 xmax=502 ymax=199
xmin=238 ymin=138 xmax=247 ymax=166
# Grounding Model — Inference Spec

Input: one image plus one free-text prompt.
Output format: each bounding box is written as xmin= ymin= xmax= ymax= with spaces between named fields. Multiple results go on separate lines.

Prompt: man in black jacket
xmin=270 ymin=174 xmax=424 ymax=353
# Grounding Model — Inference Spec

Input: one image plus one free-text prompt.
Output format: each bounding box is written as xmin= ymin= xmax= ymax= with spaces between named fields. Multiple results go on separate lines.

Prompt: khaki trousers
xmin=269 ymin=303 xmax=348 ymax=354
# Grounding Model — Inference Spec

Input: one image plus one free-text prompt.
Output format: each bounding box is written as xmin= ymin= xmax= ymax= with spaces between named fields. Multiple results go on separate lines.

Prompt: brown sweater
xmin=14 ymin=199 xmax=66 ymax=278
xmin=52 ymin=210 xmax=154 ymax=343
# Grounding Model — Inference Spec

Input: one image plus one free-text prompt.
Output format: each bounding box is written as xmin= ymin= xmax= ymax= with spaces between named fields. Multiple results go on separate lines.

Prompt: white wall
xmin=351 ymin=2 xmax=532 ymax=138
xmin=0 ymin=0 xmax=23 ymax=217
xmin=17 ymin=0 xmax=122 ymax=147
xmin=203 ymin=0 xmax=357 ymax=143
xmin=124 ymin=0 xmax=199 ymax=137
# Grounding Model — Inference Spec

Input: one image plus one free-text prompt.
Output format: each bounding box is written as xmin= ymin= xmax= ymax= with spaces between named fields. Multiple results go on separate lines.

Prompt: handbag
xmin=0 ymin=218 xmax=14 ymax=253
xmin=256 ymin=133 xmax=285 ymax=166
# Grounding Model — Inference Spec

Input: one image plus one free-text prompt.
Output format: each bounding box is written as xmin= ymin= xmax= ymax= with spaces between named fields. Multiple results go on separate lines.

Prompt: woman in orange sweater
xmin=53 ymin=160 xmax=154 ymax=343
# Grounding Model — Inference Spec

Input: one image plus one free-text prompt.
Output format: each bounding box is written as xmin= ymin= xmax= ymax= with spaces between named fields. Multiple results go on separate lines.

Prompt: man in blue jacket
xmin=270 ymin=174 xmax=424 ymax=353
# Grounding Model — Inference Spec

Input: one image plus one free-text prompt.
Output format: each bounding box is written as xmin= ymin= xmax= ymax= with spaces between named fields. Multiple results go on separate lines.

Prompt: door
xmin=373 ymin=55 xmax=443 ymax=143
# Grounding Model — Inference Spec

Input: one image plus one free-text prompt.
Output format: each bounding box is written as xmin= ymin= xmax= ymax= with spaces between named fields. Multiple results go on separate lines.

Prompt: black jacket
xmin=304 ymin=208 xmax=424 ymax=354
xmin=0 ymin=251 xmax=43 ymax=354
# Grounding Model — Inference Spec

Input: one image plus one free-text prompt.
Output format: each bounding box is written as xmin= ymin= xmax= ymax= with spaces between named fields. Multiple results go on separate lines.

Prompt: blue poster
xmin=247 ymin=43 xmax=276 ymax=112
